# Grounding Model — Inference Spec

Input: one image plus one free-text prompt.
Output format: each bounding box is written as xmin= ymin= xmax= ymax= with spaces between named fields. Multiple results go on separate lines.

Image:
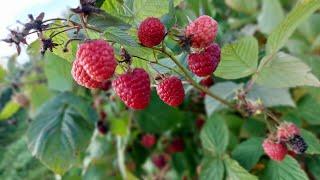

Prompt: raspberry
xmin=156 ymin=76 xmax=185 ymax=107
xmin=196 ymin=117 xmax=205 ymax=130
xmin=72 ymin=60 xmax=107 ymax=89
xmin=166 ymin=137 xmax=185 ymax=154
xmin=200 ymin=76 xmax=215 ymax=87
xmin=185 ymin=15 xmax=218 ymax=48
xmin=138 ymin=17 xmax=166 ymax=47
xmin=96 ymin=120 xmax=108 ymax=135
xmin=112 ymin=68 xmax=151 ymax=110
xmin=100 ymin=80 xmax=112 ymax=91
xmin=152 ymin=154 xmax=167 ymax=169
xmin=141 ymin=134 xmax=156 ymax=148
xmin=262 ymin=138 xmax=288 ymax=161
xmin=76 ymin=40 xmax=116 ymax=82
xmin=287 ymin=135 xmax=308 ymax=154
xmin=188 ymin=43 xmax=221 ymax=77
xmin=277 ymin=122 xmax=300 ymax=142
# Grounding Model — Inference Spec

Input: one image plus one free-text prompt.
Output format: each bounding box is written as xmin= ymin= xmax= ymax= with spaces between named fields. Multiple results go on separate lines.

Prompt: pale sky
xmin=0 ymin=0 xmax=78 ymax=66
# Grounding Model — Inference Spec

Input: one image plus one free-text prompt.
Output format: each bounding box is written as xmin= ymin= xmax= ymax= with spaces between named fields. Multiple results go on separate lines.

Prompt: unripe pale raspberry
xmin=277 ymin=122 xmax=300 ymax=142
xmin=156 ymin=76 xmax=185 ymax=107
xmin=112 ymin=68 xmax=151 ymax=110
xmin=72 ymin=60 xmax=106 ymax=89
xmin=188 ymin=43 xmax=221 ymax=77
xmin=138 ymin=17 xmax=166 ymax=47
xmin=185 ymin=15 xmax=218 ymax=48
xmin=262 ymin=138 xmax=288 ymax=161
xmin=141 ymin=134 xmax=156 ymax=148
xmin=76 ymin=40 xmax=117 ymax=82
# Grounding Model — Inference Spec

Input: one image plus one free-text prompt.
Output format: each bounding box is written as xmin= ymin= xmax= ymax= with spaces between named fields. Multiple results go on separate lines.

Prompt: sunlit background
xmin=0 ymin=0 xmax=78 ymax=65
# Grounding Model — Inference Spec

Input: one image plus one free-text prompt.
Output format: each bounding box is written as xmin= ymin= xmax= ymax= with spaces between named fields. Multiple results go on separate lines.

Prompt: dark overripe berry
xmin=287 ymin=135 xmax=308 ymax=154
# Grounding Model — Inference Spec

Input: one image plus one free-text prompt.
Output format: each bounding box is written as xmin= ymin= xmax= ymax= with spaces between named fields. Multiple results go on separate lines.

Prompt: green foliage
xmin=262 ymin=156 xmax=309 ymax=180
xmin=215 ymin=36 xmax=258 ymax=79
xmin=26 ymin=93 xmax=98 ymax=175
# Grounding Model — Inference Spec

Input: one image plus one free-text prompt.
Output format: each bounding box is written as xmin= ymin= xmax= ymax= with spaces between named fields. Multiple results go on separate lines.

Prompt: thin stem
xmin=51 ymin=26 xmax=79 ymax=38
xmin=79 ymin=15 xmax=90 ymax=38
xmin=133 ymin=55 xmax=184 ymax=77
xmin=116 ymin=136 xmax=127 ymax=179
xmin=153 ymin=47 xmax=237 ymax=110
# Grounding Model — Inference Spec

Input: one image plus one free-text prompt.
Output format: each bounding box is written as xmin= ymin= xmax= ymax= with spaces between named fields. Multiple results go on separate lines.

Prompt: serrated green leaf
xmin=205 ymin=82 xmax=243 ymax=116
xmin=104 ymin=27 xmax=138 ymax=47
xmin=26 ymin=92 xmax=98 ymax=175
xmin=0 ymin=101 xmax=20 ymax=120
xmin=200 ymin=158 xmax=224 ymax=180
xmin=44 ymin=53 xmax=73 ymax=92
xmin=87 ymin=12 xmax=131 ymax=30
xmin=133 ymin=0 xmax=182 ymax=21
xmin=256 ymin=52 xmax=320 ymax=88
xmin=258 ymin=0 xmax=284 ymax=34
xmin=247 ymin=84 xmax=295 ymax=107
xmin=261 ymin=156 xmax=308 ymax=180
xmin=215 ymin=36 xmax=258 ymax=79
xmin=224 ymin=157 xmax=258 ymax=180
xmin=225 ymin=0 xmax=258 ymax=15
xmin=200 ymin=114 xmax=229 ymax=156
xmin=298 ymin=95 xmax=320 ymax=125
xmin=266 ymin=0 xmax=320 ymax=55
xmin=232 ymin=137 xmax=264 ymax=170
xmin=101 ymin=0 xmax=134 ymax=23
xmin=301 ymin=129 xmax=320 ymax=154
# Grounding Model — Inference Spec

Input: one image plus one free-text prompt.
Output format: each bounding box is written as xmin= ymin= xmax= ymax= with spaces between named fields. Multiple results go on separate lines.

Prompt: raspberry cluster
xmin=262 ymin=122 xmax=308 ymax=161
xmin=185 ymin=16 xmax=221 ymax=78
xmin=71 ymin=15 xmax=221 ymax=110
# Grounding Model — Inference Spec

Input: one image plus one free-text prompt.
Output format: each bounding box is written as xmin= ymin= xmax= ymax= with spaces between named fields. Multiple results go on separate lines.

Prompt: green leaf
xmin=231 ymin=137 xmax=264 ymax=170
xmin=256 ymin=52 xmax=320 ymax=88
xmin=224 ymin=157 xmax=258 ymax=180
xmin=25 ymin=84 xmax=53 ymax=112
xmin=215 ymin=36 xmax=258 ymax=79
xmin=240 ymin=118 xmax=266 ymax=138
xmin=306 ymin=156 xmax=320 ymax=180
xmin=104 ymin=27 xmax=138 ymax=47
xmin=0 ymin=66 xmax=6 ymax=83
xmin=200 ymin=114 xmax=229 ymax=156
xmin=87 ymin=12 xmax=131 ymax=30
xmin=133 ymin=0 xmax=183 ymax=21
xmin=247 ymin=85 xmax=295 ymax=107
xmin=101 ymin=0 xmax=134 ymax=23
xmin=301 ymin=129 xmax=320 ymax=155
xmin=257 ymin=0 xmax=284 ymax=34
xmin=0 ymin=101 xmax=20 ymax=120
xmin=261 ymin=156 xmax=308 ymax=180
xmin=136 ymin=92 xmax=185 ymax=133
xmin=205 ymin=82 xmax=243 ymax=116
xmin=44 ymin=53 xmax=73 ymax=92
xmin=298 ymin=95 xmax=320 ymax=125
xmin=200 ymin=158 xmax=224 ymax=180
xmin=266 ymin=0 xmax=320 ymax=55
xmin=225 ymin=0 xmax=258 ymax=15
xmin=26 ymin=92 xmax=98 ymax=175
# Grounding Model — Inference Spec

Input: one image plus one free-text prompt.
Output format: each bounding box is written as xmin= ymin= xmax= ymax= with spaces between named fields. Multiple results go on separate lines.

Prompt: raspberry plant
xmin=0 ymin=0 xmax=320 ymax=179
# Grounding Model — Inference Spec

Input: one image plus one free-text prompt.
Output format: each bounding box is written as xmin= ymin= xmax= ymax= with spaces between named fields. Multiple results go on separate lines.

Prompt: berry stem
xmin=153 ymin=47 xmax=240 ymax=113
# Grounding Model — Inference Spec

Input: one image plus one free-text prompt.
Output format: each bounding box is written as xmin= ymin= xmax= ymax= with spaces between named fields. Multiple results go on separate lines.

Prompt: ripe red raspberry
xmin=76 ymin=40 xmax=117 ymax=82
xmin=277 ymin=122 xmax=300 ymax=142
xmin=200 ymin=76 xmax=214 ymax=87
xmin=262 ymin=138 xmax=288 ymax=161
xmin=152 ymin=154 xmax=167 ymax=169
xmin=156 ymin=76 xmax=185 ymax=107
xmin=185 ymin=15 xmax=218 ymax=48
xmin=112 ymin=68 xmax=151 ymax=110
xmin=196 ymin=117 xmax=205 ymax=130
xmin=72 ymin=60 xmax=107 ymax=89
xmin=138 ymin=17 xmax=166 ymax=47
xmin=141 ymin=134 xmax=156 ymax=148
xmin=188 ymin=43 xmax=221 ymax=77
xmin=166 ymin=137 xmax=185 ymax=154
